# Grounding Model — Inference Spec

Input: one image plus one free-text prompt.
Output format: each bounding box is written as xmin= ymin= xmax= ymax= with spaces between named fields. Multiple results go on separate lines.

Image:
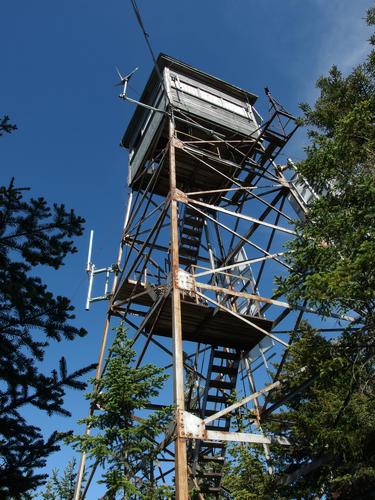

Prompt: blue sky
xmin=1 ymin=0 xmax=374 ymax=496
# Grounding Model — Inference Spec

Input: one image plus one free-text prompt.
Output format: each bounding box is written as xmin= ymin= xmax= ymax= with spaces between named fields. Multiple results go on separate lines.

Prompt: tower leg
xmin=169 ymin=117 xmax=189 ymax=498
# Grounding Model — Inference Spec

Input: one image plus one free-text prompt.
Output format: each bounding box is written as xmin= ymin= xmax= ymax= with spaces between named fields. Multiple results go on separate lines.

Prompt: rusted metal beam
xmin=204 ymin=430 xmax=289 ymax=445
xmin=187 ymin=198 xmax=295 ymax=235
xmin=180 ymin=410 xmax=289 ymax=445
xmin=193 ymin=252 xmax=286 ymax=278
xmin=203 ymin=381 xmax=280 ymax=425
xmin=243 ymin=356 xmax=273 ymax=474
xmin=187 ymin=202 xmax=290 ymax=270
xmin=186 ymin=185 xmax=265 ymax=196
xmin=169 ymin=116 xmax=189 ymax=499
xmin=195 ymin=282 xmax=295 ymax=310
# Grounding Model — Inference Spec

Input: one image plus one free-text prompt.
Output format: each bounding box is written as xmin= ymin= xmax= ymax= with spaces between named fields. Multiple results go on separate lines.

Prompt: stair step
xmin=184 ymin=216 xmax=204 ymax=228
xmin=206 ymin=394 xmax=230 ymax=404
xmin=200 ymin=455 xmax=225 ymax=462
xmin=185 ymin=206 xmax=203 ymax=215
xmin=180 ymin=246 xmax=199 ymax=257
xmin=180 ymin=236 xmax=201 ymax=247
xmin=182 ymin=227 xmax=202 ymax=237
xmin=201 ymin=441 xmax=226 ymax=449
xmin=211 ymin=364 xmax=238 ymax=376
xmin=263 ymin=129 xmax=287 ymax=148
xmin=260 ymin=143 xmax=277 ymax=166
xmin=213 ymin=350 xmax=239 ymax=360
xmin=197 ymin=471 xmax=223 ymax=478
xmin=203 ymin=487 xmax=222 ymax=493
xmin=209 ymin=380 xmax=235 ymax=390
xmin=179 ymin=256 xmax=196 ymax=266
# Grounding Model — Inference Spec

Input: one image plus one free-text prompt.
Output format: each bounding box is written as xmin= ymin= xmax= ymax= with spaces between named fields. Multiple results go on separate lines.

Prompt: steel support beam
xmin=169 ymin=117 xmax=189 ymax=499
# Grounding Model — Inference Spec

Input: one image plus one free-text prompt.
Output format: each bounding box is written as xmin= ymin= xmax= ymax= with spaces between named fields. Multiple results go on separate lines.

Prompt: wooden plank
xmin=195 ymin=290 xmax=288 ymax=348
xmin=115 ymin=279 xmax=154 ymax=306
xmin=144 ymin=297 xmax=272 ymax=350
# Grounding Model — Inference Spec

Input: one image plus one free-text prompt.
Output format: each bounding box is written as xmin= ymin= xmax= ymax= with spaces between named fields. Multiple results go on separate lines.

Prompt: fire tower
xmin=76 ymin=54 xmax=334 ymax=498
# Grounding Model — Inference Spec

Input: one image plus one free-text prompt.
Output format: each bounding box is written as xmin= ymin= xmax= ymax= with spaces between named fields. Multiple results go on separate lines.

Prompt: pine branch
xmin=0 ymin=361 xmax=96 ymax=415
xmin=0 ymin=115 xmax=17 ymax=136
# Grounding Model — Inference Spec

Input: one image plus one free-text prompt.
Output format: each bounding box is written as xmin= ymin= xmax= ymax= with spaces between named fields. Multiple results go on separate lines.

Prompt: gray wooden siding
xmin=167 ymin=70 xmax=259 ymax=136
xmin=128 ymin=93 xmax=167 ymax=185
xmin=127 ymin=66 xmax=261 ymax=186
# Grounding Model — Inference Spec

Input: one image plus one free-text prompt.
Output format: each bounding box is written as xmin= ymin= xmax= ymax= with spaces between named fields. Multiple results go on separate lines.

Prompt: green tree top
xmin=67 ymin=325 xmax=172 ymax=499
xmin=0 ymin=178 xmax=95 ymax=496
xmin=278 ymin=6 xmax=375 ymax=328
xmin=40 ymin=458 xmax=77 ymax=500
xmin=224 ymin=4 xmax=375 ymax=499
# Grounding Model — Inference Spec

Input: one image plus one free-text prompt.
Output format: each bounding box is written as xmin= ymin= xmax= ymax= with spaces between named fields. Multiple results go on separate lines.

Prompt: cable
xmin=128 ymin=0 xmax=170 ymax=104
xmin=129 ymin=0 xmax=156 ymax=64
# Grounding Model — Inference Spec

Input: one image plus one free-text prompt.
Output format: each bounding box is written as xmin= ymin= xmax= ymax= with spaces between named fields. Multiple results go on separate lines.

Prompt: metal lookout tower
xmin=76 ymin=54 xmax=340 ymax=498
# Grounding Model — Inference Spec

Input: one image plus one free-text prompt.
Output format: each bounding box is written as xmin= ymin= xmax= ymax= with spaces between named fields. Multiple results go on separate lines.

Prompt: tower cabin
xmin=118 ymin=54 xmax=279 ymax=351
xmin=121 ymin=54 xmax=263 ymax=197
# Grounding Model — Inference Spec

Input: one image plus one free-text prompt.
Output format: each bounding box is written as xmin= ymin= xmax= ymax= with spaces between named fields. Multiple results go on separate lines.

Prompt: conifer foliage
xmin=41 ymin=458 xmax=78 ymax=500
xmin=224 ymin=4 xmax=375 ymax=499
xmin=0 ymin=177 xmax=95 ymax=496
xmin=67 ymin=326 xmax=172 ymax=498
xmin=0 ymin=115 xmax=17 ymax=136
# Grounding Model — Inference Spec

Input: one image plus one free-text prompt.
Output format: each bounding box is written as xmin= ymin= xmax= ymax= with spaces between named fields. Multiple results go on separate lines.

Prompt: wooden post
xmin=169 ymin=116 xmax=189 ymax=498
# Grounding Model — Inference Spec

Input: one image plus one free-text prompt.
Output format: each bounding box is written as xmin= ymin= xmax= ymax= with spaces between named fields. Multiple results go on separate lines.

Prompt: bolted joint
xmin=174 ymin=269 xmax=195 ymax=292
xmin=171 ymin=137 xmax=184 ymax=149
xmin=177 ymin=409 xmax=186 ymax=439
xmin=122 ymin=233 xmax=132 ymax=245
xmin=177 ymin=411 xmax=206 ymax=440
xmin=170 ymin=188 xmax=188 ymax=203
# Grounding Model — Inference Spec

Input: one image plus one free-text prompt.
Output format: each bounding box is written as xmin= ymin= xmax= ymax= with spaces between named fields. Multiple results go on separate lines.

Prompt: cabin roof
xmin=121 ymin=53 xmax=258 ymax=148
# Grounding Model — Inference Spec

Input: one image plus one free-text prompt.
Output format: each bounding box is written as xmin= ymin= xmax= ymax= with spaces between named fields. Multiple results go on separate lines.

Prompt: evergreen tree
xmin=0 ymin=178 xmax=95 ymax=496
xmin=224 ymin=4 xmax=375 ymax=498
xmin=40 ymin=458 xmax=77 ymax=500
xmin=67 ymin=326 xmax=173 ymax=499
xmin=223 ymin=324 xmax=375 ymax=498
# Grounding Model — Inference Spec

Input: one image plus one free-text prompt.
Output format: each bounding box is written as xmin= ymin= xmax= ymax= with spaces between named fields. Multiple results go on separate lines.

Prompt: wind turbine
xmin=115 ymin=66 xmax=139 ymax=97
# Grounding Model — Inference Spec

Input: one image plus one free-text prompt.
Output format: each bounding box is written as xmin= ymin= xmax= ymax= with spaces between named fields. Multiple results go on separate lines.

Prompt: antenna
xmin=85 ymin=229 xmax=115 ymax=311
xmin=85 ymin=230 xmax=95 ymax=310
xmin=86 ymin=229 xmax=94 ymax=272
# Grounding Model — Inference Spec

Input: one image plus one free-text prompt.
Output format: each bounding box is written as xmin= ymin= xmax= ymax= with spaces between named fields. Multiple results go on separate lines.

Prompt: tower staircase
xmin=179 ymin=205 xmax=205 ymax=268
xmin=188 ymin=348 xmax=241 ymax=497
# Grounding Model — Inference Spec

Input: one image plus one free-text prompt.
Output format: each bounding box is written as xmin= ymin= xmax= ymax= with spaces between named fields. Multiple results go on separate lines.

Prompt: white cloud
xmin=305 ymin=0 xmax=373 ymax=101
xmin=322 ymin=1 xmax=370 ymax=69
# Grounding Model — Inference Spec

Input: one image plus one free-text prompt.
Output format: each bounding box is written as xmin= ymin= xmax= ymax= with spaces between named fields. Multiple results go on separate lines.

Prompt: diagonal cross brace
xmin=203 ymin=380 xmax=280 ymax=425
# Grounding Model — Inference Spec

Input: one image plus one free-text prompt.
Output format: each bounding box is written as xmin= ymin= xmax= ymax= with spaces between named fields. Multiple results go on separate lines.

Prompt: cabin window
xmin=170 ymin=73 xmax=250 ymax=119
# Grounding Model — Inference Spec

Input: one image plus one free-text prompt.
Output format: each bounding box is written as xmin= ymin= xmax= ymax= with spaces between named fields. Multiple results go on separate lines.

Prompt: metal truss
xmin=74 ymin=91 xmax=352 ymax=499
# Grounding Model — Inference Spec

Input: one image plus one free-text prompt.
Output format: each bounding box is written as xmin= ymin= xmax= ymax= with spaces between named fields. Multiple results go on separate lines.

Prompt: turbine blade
xmin=125 ymin=66 xmax=139 ymax=81
xmin=116 ymin=66 xmax=124 ymax=81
